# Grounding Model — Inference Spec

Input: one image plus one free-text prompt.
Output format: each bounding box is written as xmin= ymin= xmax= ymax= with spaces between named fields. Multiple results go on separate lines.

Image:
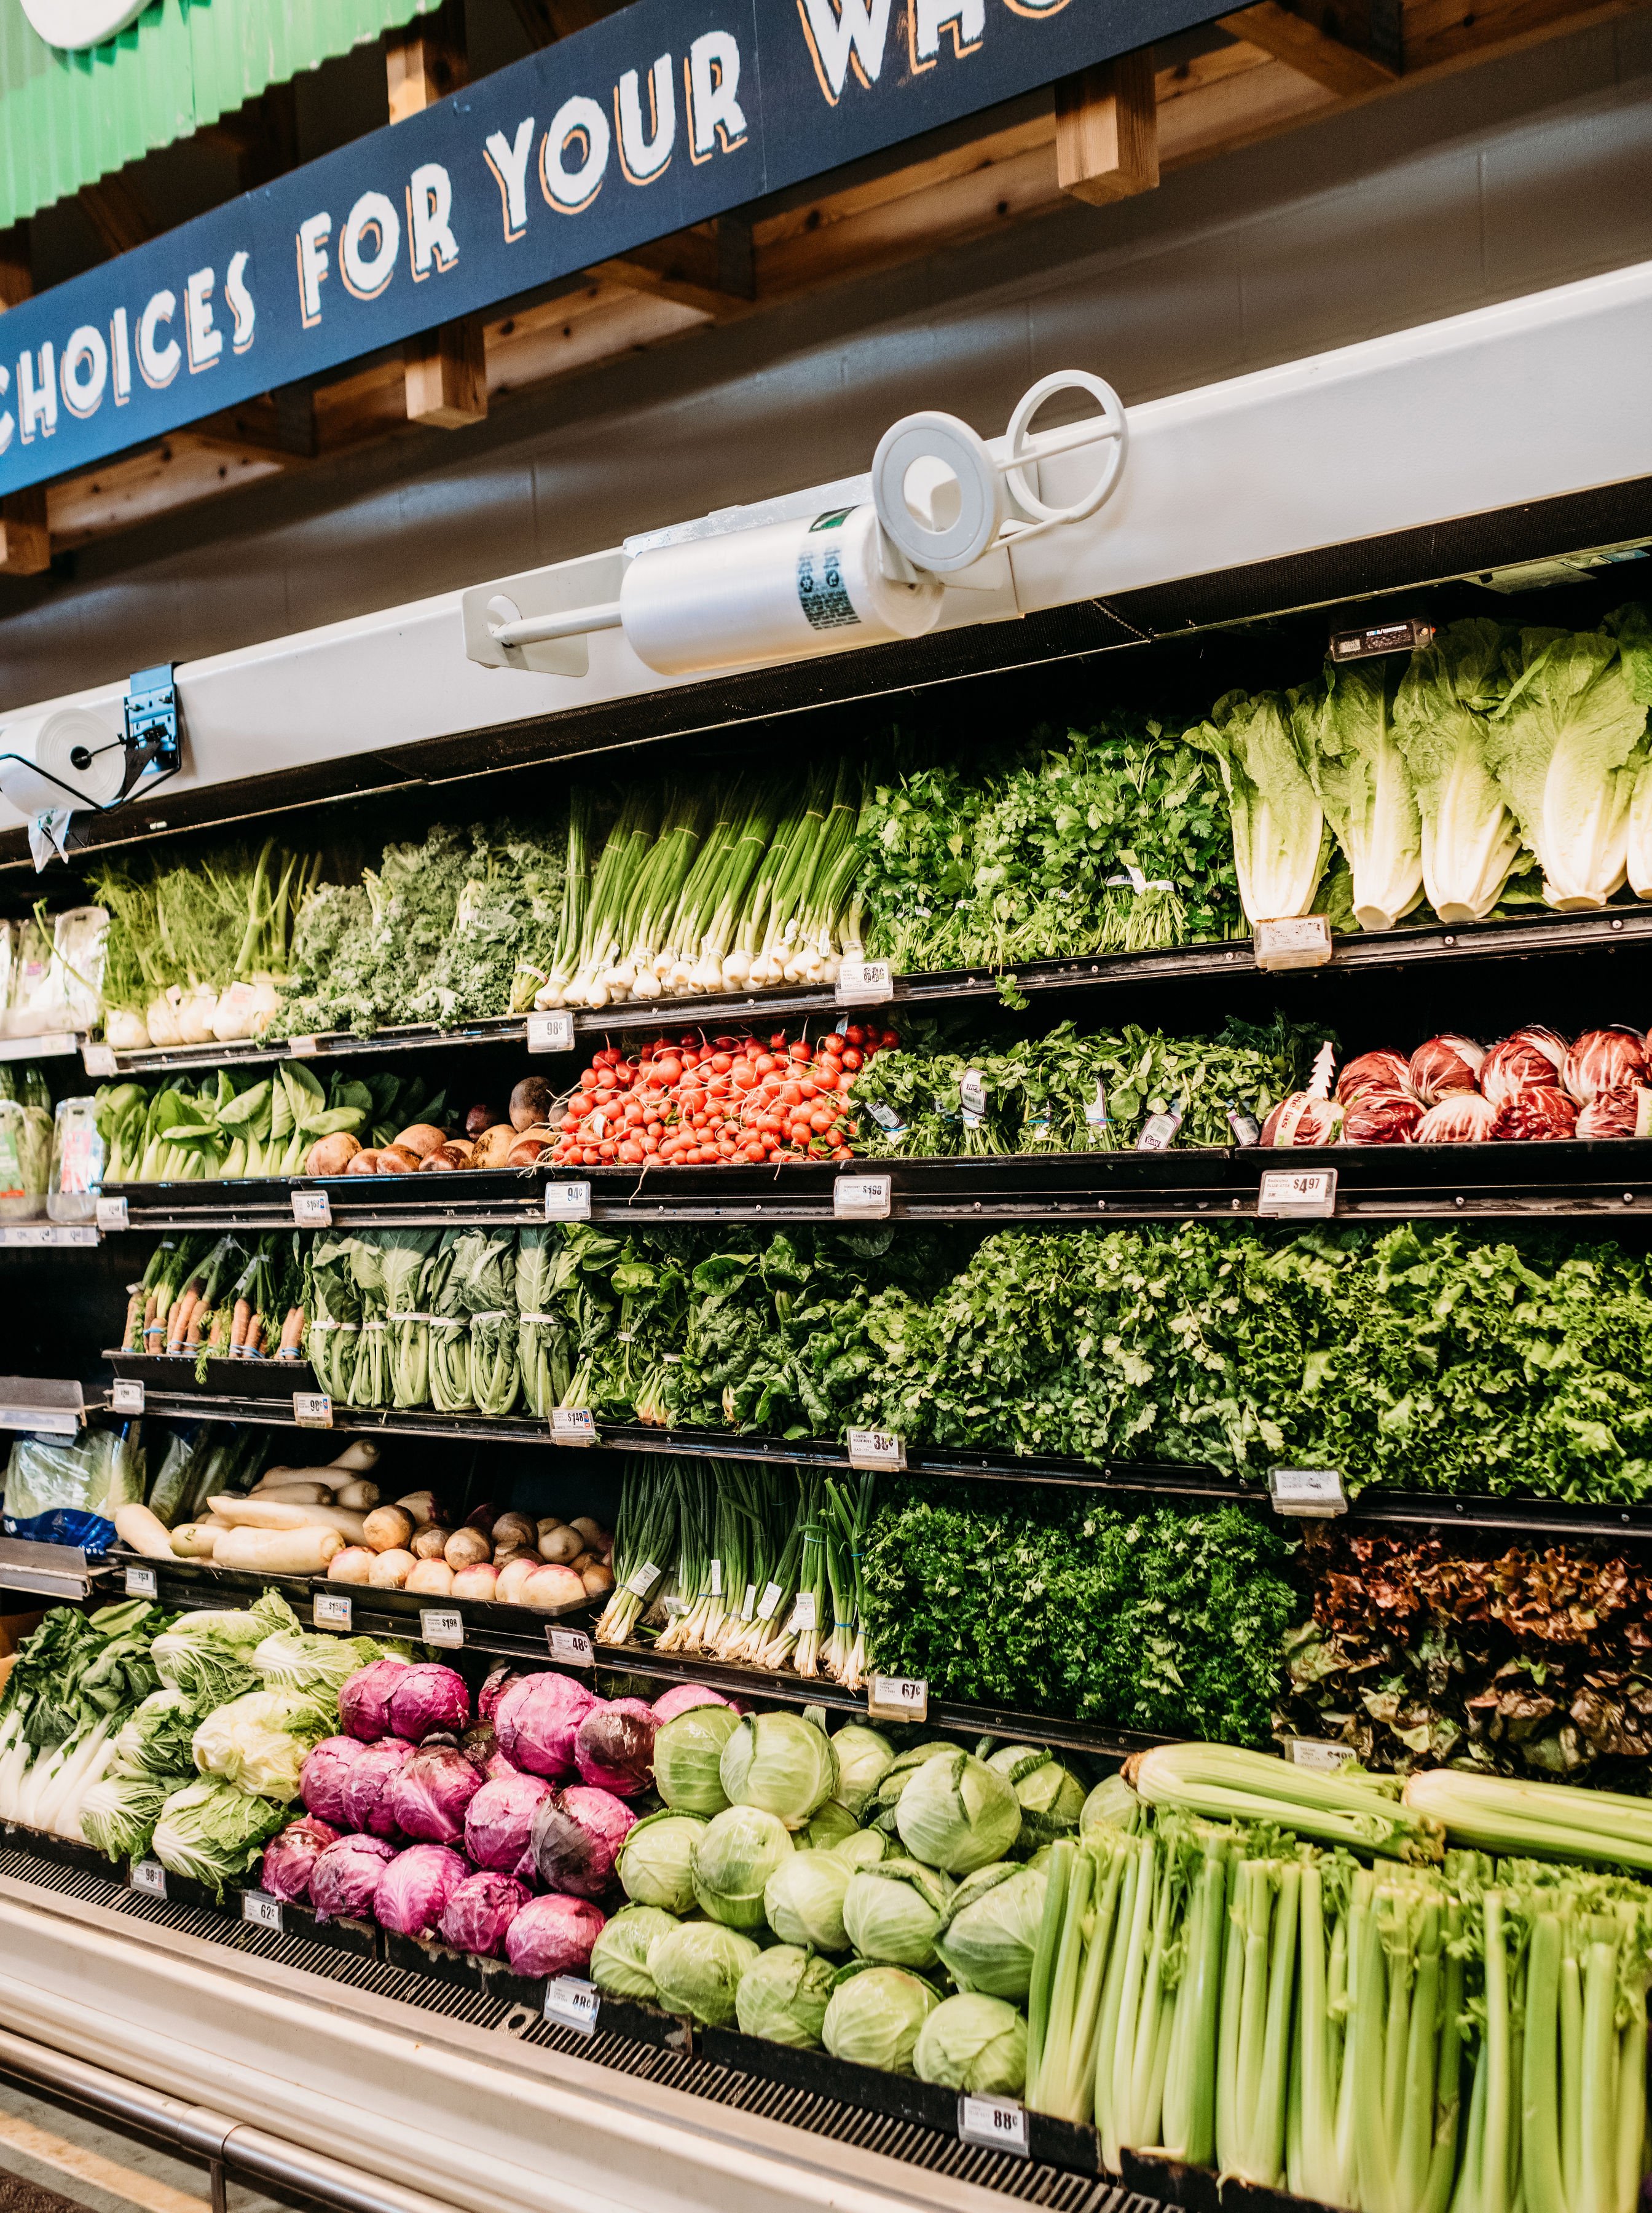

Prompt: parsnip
xmin=114 ymin=1503 xmax=174 ymax=1560
xmin=214 ymin=1525 xmax=345 ymax=1575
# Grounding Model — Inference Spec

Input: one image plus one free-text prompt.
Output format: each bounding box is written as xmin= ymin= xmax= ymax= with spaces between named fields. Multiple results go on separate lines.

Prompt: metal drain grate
xmin=0 ymin=1848 xmax=1156 ymax=2211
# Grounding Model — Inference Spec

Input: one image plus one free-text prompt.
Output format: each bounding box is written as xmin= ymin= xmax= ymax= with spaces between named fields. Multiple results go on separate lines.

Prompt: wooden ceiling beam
xmin=1217 ymin=1 xmax=1398 ymax=94
xmin=387 ymin=0 xmax=488 ymax=430
xmin=1055 ymin=53 xmax=1162 ymax=205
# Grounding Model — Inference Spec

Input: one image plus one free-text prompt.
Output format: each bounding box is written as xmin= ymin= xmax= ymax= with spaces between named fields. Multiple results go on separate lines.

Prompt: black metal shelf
xmin=101 ymin=1373 xmax=1652 ymax=1544
xmin=96 ymin=1136 xmax=1652 ymax=1232
xmin=87 ymin=902 xmax=1652 ymax=1077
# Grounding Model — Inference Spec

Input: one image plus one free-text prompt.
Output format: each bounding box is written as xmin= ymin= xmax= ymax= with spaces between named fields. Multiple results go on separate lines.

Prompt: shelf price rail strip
xmin=105 ymin=1384 xmax=1652 ymax=1545
xmin=88 ymin=904 xmax=1652 ymax=1076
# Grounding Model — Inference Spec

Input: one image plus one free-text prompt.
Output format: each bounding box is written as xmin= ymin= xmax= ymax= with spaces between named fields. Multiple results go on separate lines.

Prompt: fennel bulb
xmin=1393 ymin=617 xmax=1527 ymax=921
xmin=1299 ymin=663 xmax=1423 ymax=931
xmin=1184 ymin=689 xmax=1329 ymax=925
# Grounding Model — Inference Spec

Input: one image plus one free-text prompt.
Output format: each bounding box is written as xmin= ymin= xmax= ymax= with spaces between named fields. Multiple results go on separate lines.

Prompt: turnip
xmin=496 ymin=1556 xmax=538 ymax=1606
xmin=525 ymin=1564 xmax=585 ymax=1611
xmin=396 ymin=1490 xmax=440 ymax=1527
xmin=538 ymin=1525 xmax=581 ymax=1564
xmin=452 ymin=1563 xmax=498 ymax=1601
xmin=444 ymin=1527 xmax=490 ymax=1571
xmin=411 ymin=1524 xmax=452 ymax=1560
xmin=363 ymin=1505 xmax=415 ymax=1553
xmin=328 ymin=1547 xmax=376 ymax=1584
xmin=367 ymin=1548 xmax=415 ymax=1588
xmin=510 ymin=1078 xmax=554 ymax=1131
xmin=406 ymin=1559 xmax=455 ymax=1595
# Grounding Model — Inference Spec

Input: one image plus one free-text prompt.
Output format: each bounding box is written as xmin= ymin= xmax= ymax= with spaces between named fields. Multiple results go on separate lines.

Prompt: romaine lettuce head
xmin=616 ymin=1810 xmax=706 ymax=1914
xmin=691 ymin=1804 xmax=793 ymax=1928
xmin=764 ymin=1845 xmax=852 ymax=1953
xmin=591 ymin=1904 xmax=682 ymax=2002
xmin=735 ymin=1944 xmax=837 ymax=2049
xmin=934 ymin=1862 xmax=1046 ymax=1999
xmin=647 ymin=1920 xmax=760 ymax=2027
xmin=914 ymin=1993 xmax=1027 ymax=2096
xmin=1393 ymin=617 xmax=1527 ymax=922
xmin=1297 ymin=662 xmax=1423 ymax=933
xmin=192 ymin=1689 xmax=334 ymax=1802
xmin=719 ymin=1712 xmax=837 ymax=1831
xmin=1184 ymin=688 xmax=1329 ymax=926
xmin=822 ymin=1964 xmax=937 ymax=2075
xmin=842 ymin=1858 xmax=952 ymax=1967
xmin=895 ymin=1749 xmax=1021 ymax=1874
xmin=152 ymin=1777 xmax=283 ymax=1899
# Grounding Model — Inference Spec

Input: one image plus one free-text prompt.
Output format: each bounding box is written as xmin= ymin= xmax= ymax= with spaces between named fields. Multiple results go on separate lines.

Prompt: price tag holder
xmin=82 ymin=1043 xmax=119 ymax=1079
xmin=313 ymin=1590 xmax=353 ymax=1631
xmin=835 ymin=958 xmax=894 ymax=1008
xmin=868 ymin=1674 xmax=929 ymax=1723
xmin=1269 ymin=1467 xmax=1348 ymax=1519
xmin=124 ymin=1564 xmax=158 ymax=1598
xmin=420 ymin=1607 xmax=465 ymax=1649
xmin=242 ymin=1890 xmax=283 ymax=1932
xmin=544 ymin=1181 xmax=592 ymax=1223
xmin=129 ymin=1858 xmax=167 ymax=1898
xmin=1258 ymin=1166 xmax=1337 ymax=1219
xmin=95 ymin=1196 xmax=128 ymax=1232
xmin=833 ymin=1174 xmax=892 ymax=1221
xmin=293 ymin=1392 xmax=333 ymax=1429
xmin=958 ymin=2094 xmax=1029 ymax=2159
xmin=292 ymin=1188 xmax=332 ymax=1228
xmin=1288 ymin=1737 xmax=1356 ymax=1773
xmin=1253 ymin=915 xmax=1333 ymax=971
xmin=527 ymin=1011 xmax=576 ymax=1054
xmin=547 ymin=1627 xmax=594 ymax=1668
xmin=111 ymin=1380 xmax=145 ymax=1415
xmin=286 ymin=1035 xmax=321 ymax=1059
xmin=552 ymin=1406 xmax=597 ymax=1447
xmin=544 ymin=1976 xmax=599 ymax=2036
xmin=847 ymin=1427 xmax=906 ymax=1473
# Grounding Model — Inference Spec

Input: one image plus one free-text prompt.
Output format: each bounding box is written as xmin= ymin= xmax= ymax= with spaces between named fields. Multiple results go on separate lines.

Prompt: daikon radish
xmin=114 ymin=1504 xmax=174 ymax=1560
xmin=250 ymin=1482 xmax=329 ymax=1506
xmin=171 ymin=1523 xmax=220 ymax=1558
xmin=334 ymin=1480 xmax=380 ymax=1510
xmin=329 ymin=1441 xmax=380 ymax=1472
xmin=214 ymin=1525 xmax=344 ymax=1575
xmin=208 ymin=1496 xmax=368 ymax=1543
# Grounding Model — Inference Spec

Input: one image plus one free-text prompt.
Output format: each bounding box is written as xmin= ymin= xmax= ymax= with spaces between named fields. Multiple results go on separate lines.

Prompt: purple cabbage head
xmin=339 ymin=1657 xmax=411 ymax=1743
xmin=651 ymin=1683 xmax=733 ymax=1725
xmin=374 ymin=1844 xmax=472 ymax=1939
xmin=388 ymin=1662 xmax=471 ymax=1743
xmin=574 ymin=1698 xmax=656 ymax=1797
xmin=261 ymin=1816 xmax=339 ymax=1905
xmin=495 ymin=1671 xmax=597 ymax=1780
xmin=310 ymin=1833 xmax=396 ymax=1920
xmin=438 ymin=1871 xmax=530 ymax=1960
xmin=460 ymin=1719 xmax=498 ymax=1770
xmin=465 ymin=1771 xmax=553 ymax=1878
xmin=530 ymin=1785 xmax=636 ymax=1899
xmin=386 ymin=1745 xmax=484 ymax=1846
xmin=486 ymin=1749 xmax=518 ymax=1782
xmin=479 ymin=1664 xmax=523 ymax=1724
xmin=505 ymin=1893 xmax=607 ymax=1980
xmin=342 ymin=1738 xmax=416 ymax=1840
xmin=300 ymin=1736 xmax=366 ymax=1826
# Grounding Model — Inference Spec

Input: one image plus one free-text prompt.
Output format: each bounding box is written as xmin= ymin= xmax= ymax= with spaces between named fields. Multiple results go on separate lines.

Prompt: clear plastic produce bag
xmin=47 ymin=1095 xmax=104 ymax=1223
xmin=2 ymin=1422 xmax=146 ymax=1550
xmin=0 ymin=1089 xmax=50 ymax=1220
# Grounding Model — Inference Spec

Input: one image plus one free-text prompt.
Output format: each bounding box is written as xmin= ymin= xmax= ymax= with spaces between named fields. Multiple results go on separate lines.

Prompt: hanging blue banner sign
xmin=0 ymin=0 xmax=1214 ymax=497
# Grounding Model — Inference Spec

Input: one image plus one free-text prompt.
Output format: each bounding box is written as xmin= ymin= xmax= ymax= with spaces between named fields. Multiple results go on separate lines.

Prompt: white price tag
xmin=124 ymin=1565 xmax=158 ymax=1598
xmin=420 ymin=1607 xmax=465 ymax=1649
xmin=544 ymin=1181 xmax=592 ymax=1222
xmin=111 ymin=1380 xmax=145 ymax=1415
xmin=833 ymin=1174 xmax=892 ymax=1221
xmin=1253 ymin=915 xmax=1333 ymax=971
xmin=547 ymin=1628 xmax=594 ymax=1667
xmin=82 ymin=1043 xmax=119 ymax=1078
xmin=292 ymin=1188 xmax=332 ymax=1227
xmin=790 ymin=1591 xmax=817 ymax=1633
xmin=293 ymin=1392 xmax=333 ymax=1429
xmin=624 ymin=1558 xmax=661 ymax=1600
xmin=835 ymin=958 xmax=894 ymax=1007
xmin=1269 ymin=1467 xmax=1348 ymax=1519
xmin=129 ymin=1858 xmax=167 ymax=1898
xmin=847 ymin=1427 xmax=906 ymax=1472
xmin=708 ymin=1558 xmax=722 ymax=1596
xmin=286 ymin=1035 xmax=321 ymax=1059
xmin=958 ymin=2095 xmax=1029 ymax=2158
xmin=544 ymin=1976 xmax=599 ymax=2035
xmin=756 ymin=1578 xmax=785 ymax=1620
xmin=959 ymin=1068 xmax=988 ymax=1122
xmin=1288 ymin=1737 xmax=1356 ymax=1773
xmin=242 ymin=1890 xmax=283 ymax=1931
xmin=95 ymin=1196 xmax=129 ymax=1231
xmin=1258 ymin=1166 xmax=1338 ymax=1219
xmin=313 ymin=1590 xmax=353 ymax=1631
xmin=868 ymin=1674 xmax=929 ymax=1722
xmin=527 ymin=1011 xmax=576 ymax=1054
xmin=1136 ymin=1110 xmax=1182 ymax=1153
xmin=552 ymin=1406 xmax=597 ymax=1446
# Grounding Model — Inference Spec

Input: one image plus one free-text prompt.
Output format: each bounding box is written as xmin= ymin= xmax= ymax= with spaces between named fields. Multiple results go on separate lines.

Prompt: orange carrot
xmin=230 ymin=1298 xmax=252 ymax=1351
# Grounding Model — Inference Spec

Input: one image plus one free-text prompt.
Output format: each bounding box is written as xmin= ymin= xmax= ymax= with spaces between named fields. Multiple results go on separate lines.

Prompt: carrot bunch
xmin=546 ymin=1023 xmax=899 ymax=1169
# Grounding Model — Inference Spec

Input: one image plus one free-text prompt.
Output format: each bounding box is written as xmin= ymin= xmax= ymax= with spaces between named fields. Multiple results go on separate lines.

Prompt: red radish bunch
xmin=546 ymin=1025 xmax=900 ymax=1169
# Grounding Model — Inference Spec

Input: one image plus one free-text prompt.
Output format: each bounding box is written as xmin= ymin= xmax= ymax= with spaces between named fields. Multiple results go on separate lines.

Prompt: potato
xmin=444 ymin=1526 xmax=492 ymax=1570
xmin=492 ymin=1512 xmax=537 ymax=1550
xmin=452 ymin=1563 xmax=498 ymax=1601
xmin=305 ymin=1134 xmax=360 ymax=1178
xmin=347 ymin=1150 xmax=382 ymax=1175
xmin=406 ymin=1558 xmax=455 ymax=1596
xmin=581 ymin=1563 xmax=615 ymax=1600
xmin=471 ymin=1123 xmax=518 ymax=1169
xmin=510 ymin=1077 xmax=554 ymax=1132
xmin=393 ymin=1123 xmax=449 ymax=1159
xmin=411 ymin=1524 xmax=452 ymax=1560
xmin=367 ymin=1548 xmax=415 ymax=1589
xmin=334 ymin=1479 xmax=380 ymax=1510
xmin=328 ymin=1546 xmax=376 ymax=1584
xmin=376 ymin=1145 xmax=423 ymax=1175
xmin=362 ymin=1505 xmax=415 ymax=1554
xmin=525 ymin=1563 xmax=586 ymax=1611
xmin=495 ymin=1556 xmax=539 ymax=1606
xmin=568 ymin=1515 xmax=607 ymax=1549
xmin=538 ymin=1525 xmax=582 ymax=1564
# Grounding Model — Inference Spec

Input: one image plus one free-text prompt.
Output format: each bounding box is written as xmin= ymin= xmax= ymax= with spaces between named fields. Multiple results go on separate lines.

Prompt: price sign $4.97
xmin=1257 ymin=1166 xmax=1337 ymax=1220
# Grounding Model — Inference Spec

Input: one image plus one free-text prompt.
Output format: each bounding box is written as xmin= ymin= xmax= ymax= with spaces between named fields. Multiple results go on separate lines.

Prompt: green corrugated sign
xmin=0 ymin=0 xmax=441 ymax=234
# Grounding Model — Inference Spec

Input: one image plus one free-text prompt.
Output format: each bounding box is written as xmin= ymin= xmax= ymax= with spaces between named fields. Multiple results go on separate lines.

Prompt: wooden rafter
xmin=1055 ymin=54 xmax=1162 ymax=204
xmin=1217 ymin=2 xmax=1398 ymax=95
